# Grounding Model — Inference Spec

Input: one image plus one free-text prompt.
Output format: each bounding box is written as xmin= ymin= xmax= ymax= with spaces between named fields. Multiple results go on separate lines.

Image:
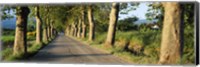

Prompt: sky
xmin=4 ymin=2 xmax=149 ymax=21
xmin=119 ymin=2 xmax=148 ymax=20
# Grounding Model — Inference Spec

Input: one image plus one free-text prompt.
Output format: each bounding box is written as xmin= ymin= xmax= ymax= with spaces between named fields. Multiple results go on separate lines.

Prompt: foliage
xmin=93 ymin=3 xmax=110 ymax=32
xmin=0 ymin=48 xmax=13 ymax=60
xmin=1 ymin=35 xmax=15 ymax=43
xmin=0 ymin=6 xmax=15 ymax=20
xmin=84 ymin=30 xmax=161 ymax=64
xmin=2 ymin=29 xmax=15 ymax=35
xmin=27 ymin=31 xmax=36 ymax=41
xmin=117 ymin=16 xmax=138 ymax=31
xmin=145 ymin=2 xmax=164 ymax=28
xmin=27 ymin=18 xmax=36 ymax=32
xmin=182 ymin=3 xmax=195 ymax=64
xmin=1 ymin=3 xmax=195 ymax=64
xmin=119 ymin=3 xmax=140 ymax=14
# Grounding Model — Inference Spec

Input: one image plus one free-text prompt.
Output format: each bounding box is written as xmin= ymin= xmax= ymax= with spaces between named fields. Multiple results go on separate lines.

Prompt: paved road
xmin=29 ymin=33 xmax=130 ymax=64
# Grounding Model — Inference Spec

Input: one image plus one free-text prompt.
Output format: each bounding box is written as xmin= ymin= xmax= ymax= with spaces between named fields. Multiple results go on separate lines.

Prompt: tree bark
xmin=65 ymin=25 xmax=70 ymax=36
xmin=13 ymin=7 xmax=30 ymax=56
xmin=47 ymin=21 xmax=51 ymax=40
xmin=65 ymin=26 xmax=68 ymax=36
xmin=81 ymin=6 xmax=86 ymax=38
xmin=43 ymin=18 xmax=48 ymax=43
xmin=67 ymin=25 xmax=71 ymax=35
xmin=35 ymin=6 xmax=42 ymax=44
xmin=158 ymin=2 xmax=182 ymax=64
xmin=70 ymin=24 xmax=74 ymax=36
xmin=50 ymin=22 xmax=54 ymax=38
xmin=105 ymin=3 xmax=119 ymax=47
xmin=88 ymin=5 xmax=95 ymax=41
xmin=72 ymin=22 xmax=78 ymax=37
xmin=77 ymin=18 xmax=82 ymax=38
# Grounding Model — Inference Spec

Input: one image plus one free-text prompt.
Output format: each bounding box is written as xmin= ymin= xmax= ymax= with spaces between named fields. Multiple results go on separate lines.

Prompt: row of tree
xmin=63 ymin=2 xmax=187 ymax=64
xmin=2 ymin=6 xmax=61 ymax=57
xmin=1 ymin=2 xmax=194 ymax=64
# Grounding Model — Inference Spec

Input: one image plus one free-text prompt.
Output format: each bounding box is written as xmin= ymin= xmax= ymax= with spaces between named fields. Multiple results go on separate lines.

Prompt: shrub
xmin=115 ymin=32 xmax=133 ymax=49
xmin=1 ymin=35 xmax=15 ymax=43
xmin=128 ymin=37 xmax=144 ymax=55
xmin=94 ymin=32 xmax=107 ymax=44
xmin=1 ymin=48 xmax=13 ymax=60
xmin=27 ymin=31 xmax=36 ymax=36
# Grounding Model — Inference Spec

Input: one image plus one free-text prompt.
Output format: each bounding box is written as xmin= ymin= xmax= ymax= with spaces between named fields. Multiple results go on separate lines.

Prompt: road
xmin=29 ymin=33 xmax=130 ymax=64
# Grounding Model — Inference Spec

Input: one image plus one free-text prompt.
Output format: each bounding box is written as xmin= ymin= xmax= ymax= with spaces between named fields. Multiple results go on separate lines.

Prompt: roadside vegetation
xmin=1 ymin=2 xmax=195 ymax=64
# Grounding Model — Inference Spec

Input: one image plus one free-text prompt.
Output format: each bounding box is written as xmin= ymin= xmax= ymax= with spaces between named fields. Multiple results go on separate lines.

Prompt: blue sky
xmin=5 ymin=2 xmax=149 ymax=20
xmin=119 ymin=2 xmax=148 ymax=20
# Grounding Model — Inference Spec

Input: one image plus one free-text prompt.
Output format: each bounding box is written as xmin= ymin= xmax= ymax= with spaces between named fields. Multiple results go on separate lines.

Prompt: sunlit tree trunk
xmin=43 ymin=18 xmax=48 ymax=42
xmin=13 ymin=7 xmax=30 ymax=56
xmin=74 ymin=24 xmax=78 ymax=37
xmin=159 ymin=2 xmax=182 ymax=64
xmin=105 ymin=3 xmax=119 ymax=47
xmin=72 ymin=22 xmax=78 ymax=37
xmin=77 ymin=18 xmax=82 ymax=38
xmin=35 ymin=6 xmax=42 ymax=44
xmin=70 ymin=24 xmax=74 ymax=36
xmin=88 ymin=5 xmax=95 ymax=41
xmin=67 ymin=25 xmax=71 ymax=36
xmin=81 ymin=6 xmax=86 ymax=38
xmin=65 ymin=25 xmax=70 ymax=36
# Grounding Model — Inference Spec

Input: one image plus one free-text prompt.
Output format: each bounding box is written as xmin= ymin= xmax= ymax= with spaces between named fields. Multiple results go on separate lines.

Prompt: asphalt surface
xmin=29 ymin=33 xmax=130 ymax=64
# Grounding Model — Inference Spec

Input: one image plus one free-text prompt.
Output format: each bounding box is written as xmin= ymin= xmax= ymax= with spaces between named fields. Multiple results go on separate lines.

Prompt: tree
xmin=42 ymin=6 xmax=49 ymax=43
xmin=87 ymin=4 xmax=95 ymax=41
xmin=35 ymin=6 xmax=43 ymax=44
xmin=13 ymin=6 xmax=30 ymax=56
xmin=81 ymin=6 xmax=87 ymax=38
xmin=93 ymin=3 xmax=111 ymax=33
xmin=105 ymin=3 xmax=120 ymax=47
xmin=117 ymin=16 xmax=138 ymax=31
xmin=77 ymin=17 xmax=82 ymax=38
xmin=145 ymin=2 xmax=164 ymax=28
xmin=158 ymin=2 xmax=182 ymax=64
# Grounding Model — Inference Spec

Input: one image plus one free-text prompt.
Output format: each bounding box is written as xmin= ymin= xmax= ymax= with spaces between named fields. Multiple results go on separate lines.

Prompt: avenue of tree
xmin=1 ymin=2 xmax=195 ymax=64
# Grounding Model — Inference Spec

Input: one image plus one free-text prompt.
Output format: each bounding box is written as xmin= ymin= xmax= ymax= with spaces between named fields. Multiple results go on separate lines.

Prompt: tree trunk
xmin=67 ymin=25 xmax=71 ymax=35
xmin=70 ymin=24 xmax=74 ymax=36
xmin=65 ymin=25 xmax=70 ymax=36
xmin=65 ymin=26 xmax=68 ymax=36
xmin=72 ymin=22 xmax=78 ymax=37
xmin=158 ymin=2 xmax=182 ymax=64
xmin=105 ymin=3 xmax=119 ymax=47
xmin=77 ymin=18 xmax=82 ymax=38
xmin=47 ymin=22 xmax=51 ymax=40
xmin=53 ymin=29 xmax=56 ymax=36
xmin=43 ymin=18 xmax=48 ymax=43
xmin=88 ymin=5 xmax=95 ymax=41
xmin=50 ymin=22 xmax=54 ymax=38
xmin=13 ymin=7 xmax=30 ymax=56
xmin=35 ymin=6 xmax=42 ymax=44
xmin=81 ymin=6 xmax=86 ymax=38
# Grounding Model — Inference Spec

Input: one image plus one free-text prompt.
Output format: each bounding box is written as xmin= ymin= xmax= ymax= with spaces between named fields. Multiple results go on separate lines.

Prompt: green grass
xmin=27 ymin=35 xmax=36 ymax=41
xmin=0 ymin=48 xmax=13 ymax=60
xmin=2 ymin=29 xmax=15 ymax=36
xmin=1 ymin=40 xmax=51 ymax=61
xmin=1 ymin=33 xmax=55 ymax=61
xmin=77 ymin=29 xmax=194 ymax=64
xmin=1 ymin=35 xmax=15 ymax=43
xmin=74 ymin=30 xmax=161 ymax=64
